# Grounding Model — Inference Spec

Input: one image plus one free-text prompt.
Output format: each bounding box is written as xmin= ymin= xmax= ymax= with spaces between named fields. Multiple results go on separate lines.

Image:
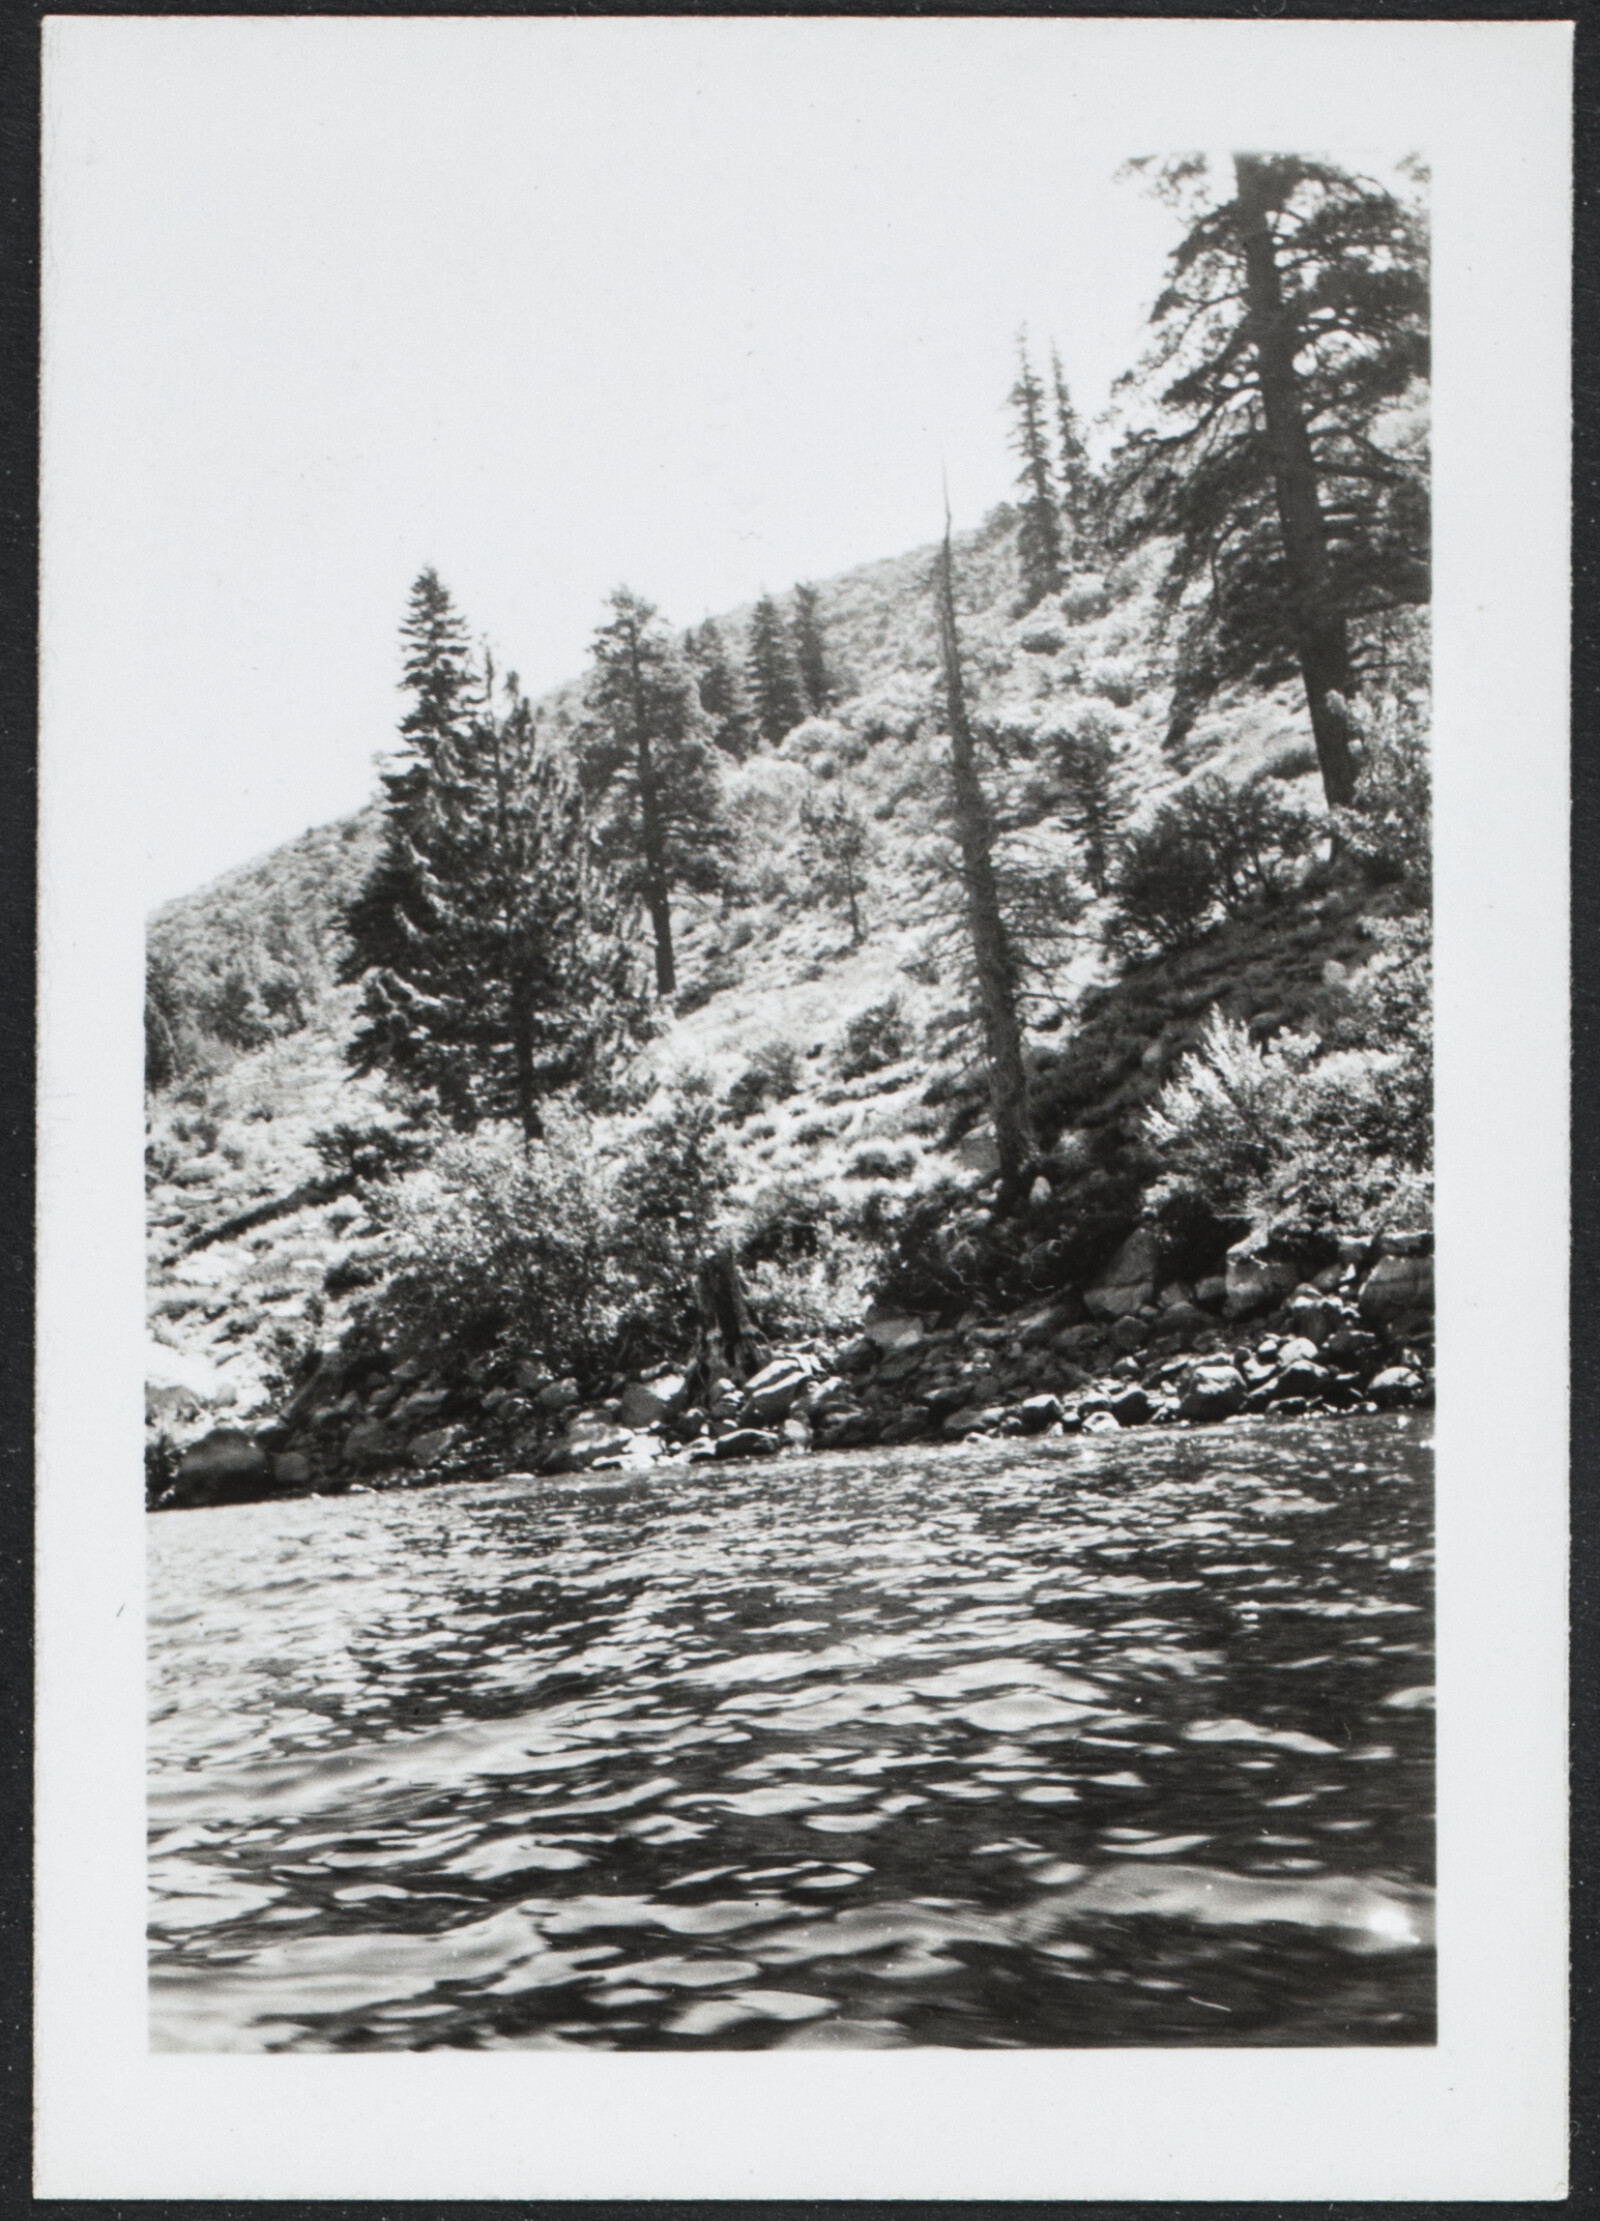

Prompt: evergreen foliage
xmin=1050 ymin=344 xmax=1098 ymax=564
xmin=342 ymin=573 xmax=648 ymax=1138
xmin=797 ymin=784 xmax=871 ymax=945
xmin=1044 ymin=710 xmax=1130 ymax=895
xmin=580 ymin=588 xmax=734 ymax=998
xmin=791 ymin=582 xmax=834 ymax=713
xmin=683 ymin=617 xmax=756 ymax=761
xmin=1007 ymin=334 xmax=1065 ymax=611
xmin=1112 ymin=154 xmax=1429 ymax=804
xmin=745 ymin=592 xmax=808 ymax=745
xmin=1107 ymin=772 xmax=1316 ymax=955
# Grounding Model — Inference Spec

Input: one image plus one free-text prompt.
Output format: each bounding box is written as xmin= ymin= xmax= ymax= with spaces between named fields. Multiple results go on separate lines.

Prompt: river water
xmin=149 ymin=1415 xmax=1434 ymax=2052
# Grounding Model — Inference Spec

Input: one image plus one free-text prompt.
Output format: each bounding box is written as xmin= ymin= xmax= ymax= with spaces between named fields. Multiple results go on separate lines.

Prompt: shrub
xmin=1107 ymin=774 xmax=1316 ymax=955
xmin=722 ymin=1039 xmax=802 ymax=1125
xmin=369 ymin=1086 xmax=734 ymax=1384
xmin=1142 ymin=1003 xmax=1432 ymax=1234
xmin=1337 ymin=689 xmax=1431 ymax=901
xmin=310 ymin=1120 xmax=432 ymax=1186
xmin=835 ymin=996 xmax=914 ymax=1079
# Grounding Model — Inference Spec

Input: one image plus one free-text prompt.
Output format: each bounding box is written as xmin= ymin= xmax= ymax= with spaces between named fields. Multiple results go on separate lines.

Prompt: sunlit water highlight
xmin=148 ymin=1415 xmax=1434 ymax=2050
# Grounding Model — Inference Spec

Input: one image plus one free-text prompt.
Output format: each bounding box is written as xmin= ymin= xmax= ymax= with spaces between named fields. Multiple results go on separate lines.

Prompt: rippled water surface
xmin=149 ymin=1416 xmax=1434 ymax=2051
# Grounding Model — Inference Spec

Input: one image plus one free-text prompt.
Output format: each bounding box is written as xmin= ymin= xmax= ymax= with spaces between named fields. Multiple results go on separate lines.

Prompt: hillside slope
xmin=146 ymin=510 xmax=1425 ymax=1487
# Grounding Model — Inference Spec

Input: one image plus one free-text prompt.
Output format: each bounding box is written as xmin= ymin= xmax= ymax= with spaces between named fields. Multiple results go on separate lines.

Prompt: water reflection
xmin=149 ymin=1416 xmax=1434 ymax=2050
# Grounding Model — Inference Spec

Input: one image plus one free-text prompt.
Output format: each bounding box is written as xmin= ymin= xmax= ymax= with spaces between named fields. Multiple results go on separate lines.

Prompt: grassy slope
xmin=146 ymin=509 xmax=1377 ymax=1429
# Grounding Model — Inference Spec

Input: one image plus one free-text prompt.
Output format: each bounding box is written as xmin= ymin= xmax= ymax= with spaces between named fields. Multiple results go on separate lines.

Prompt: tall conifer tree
xmin=683 ymin=618 xmax=756 ymax=761
xmin=1049 ymin=344 xmax=1098 ymax=565
xmin=580 ymin=588 xmax=733 ymax=998
xmin=745 ymin=593 xmax=808 ymax=745
xmin=791 ymin=582 xmax=833 ymax=714
xmin=1008 ymin=334 xmax=1065 ymax=611
xmin=342 ymin=576 xmax=646 ymax=1138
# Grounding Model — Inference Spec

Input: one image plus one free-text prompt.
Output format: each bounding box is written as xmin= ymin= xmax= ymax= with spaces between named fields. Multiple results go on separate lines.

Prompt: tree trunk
xmin=1233 ymin=153 xmax=1359 ymax=809
xmin=509 ymin=975 xmax=543 ymax=1143
xmin=689 ymin=1245 xmax=766 ymax=1393
xmin=627 ymin=640 xmax=677 ymax=997
xmin=934 ymin=523 xmax=1035 ymax=1207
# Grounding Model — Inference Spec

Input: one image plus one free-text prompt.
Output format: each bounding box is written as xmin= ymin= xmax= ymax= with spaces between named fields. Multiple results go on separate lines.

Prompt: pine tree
xmin=342 ymin=578 xmax=647 ymax=1139
xmin=934 ymin=517 xmax=1035 ymax=1205
xmin=1050 ymin=344 xmax=1098 ymax=566
xmin=798 ymin=784 xmax=870 ymax=946
xmin=683 ymin=618 xmax=756 ymax=761
xmin=1046 ymin=712 xmax=1129 ymax=896
xmin=1111 ymin=154 xmax=1429 ymax=806
xmin=745 ymin=593 xmax=808 ymax=745
xmin=1008 ymin=333 xmax=1065 ymax=611
xmin=791 ymin=582 xmax=833 ymax=714
xmin=580 ymin=588 xmax=734 ymax=998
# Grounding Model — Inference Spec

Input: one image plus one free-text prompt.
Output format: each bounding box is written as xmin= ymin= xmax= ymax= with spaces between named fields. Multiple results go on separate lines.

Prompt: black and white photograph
xmin=35 ymin=12 xmax=1568 ymax=2200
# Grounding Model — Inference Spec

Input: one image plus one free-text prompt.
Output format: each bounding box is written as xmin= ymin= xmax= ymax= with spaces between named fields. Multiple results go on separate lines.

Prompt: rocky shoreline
xmin=148 ymin=1216 xmax=1433 ymax=1512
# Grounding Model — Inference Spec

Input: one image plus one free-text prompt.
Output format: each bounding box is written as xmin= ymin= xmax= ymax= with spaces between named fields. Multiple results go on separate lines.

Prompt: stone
xmin=1014 ymin=1299 xmax=1082 ymax=1347
xmin=394 ymin=1387 xmax=450 ymax=1428
xmin=879 ymin=1408 xmax=932 ymax=1445
xmin=1178 ymin=1364 xmax=1247 ymax=1422
xmin=863 ymin=1310 xmax=924 ymax=1352
xmin=179 ymin=1427 xmax=270 ymax=1488
xmin=1194 ymin=1275 xmax=1228 ymax=1313
xmin=273 ymin=1452 xmax=312 ymax=1485
xmin=1109 ymin=1355 xmax=1142 ymax=1381
xmin=1284 ymin=1292 xmax=1342 ymax=1346
xmin=1109 ymin=1385 xmax=1152 ymax=1426
xmin=780 ymin=1415 xmax=814 ymax=1452
xmin=541 ymin=1419 xmax=633 ymax=1474
xmin=740 ymin=1356 xmax=815 ymax=1424
xmin=408 ymin=1426 xmax=463 ymax=1467
xmin=1269 ymin=1361 xmax=1331 ymax=1402
xmin=1223 ymin=1241 xmax=1298 ymax=1320
xmin=817 ymin=1411 xmax=880 ymax=1449
xmin=1157 ymin=1302 xmax=1210 ymax=1343
xmin=1157 ymin=1281 xmax=1195 ymax=1311
xmin=1081 ymin=1410 xmax=1120 ymax=1436
xmin=1016 ymin=1393 xmax=1063 ymax=1435
xmin=1054 ymin=1323 xmax=1106 ymax=1359
xmin=536 ymin=1378 xmax=582 ymax=1413
xmin=800 ymin=1375 xmax=855 ymax=1419
xmin=1108 ymin=1315 xmax=1147 ymax=1354
xmin=514 ymin=1359 xmax=552 ymax=1393
xmin=944 ymin=1405 xmax=1006 ymax=1438
xmin=1323 ymin=1324 xmax=1379 ymax=1368
xmin=343 ymin=1420 xmax=406 ymax=1472
xmin=1367 ymin=1366 xmax=1423 ymax=1410
xmin=1376 ymin=1229 xmax=1432 ymax=1258
xmin=1275 ymin=1336 xmax=1321 ymax=1369
xmin=837 ymin=1335 xmax=879 ymax=1372
xmin=1335 ymin=1233 xmax=1376 ymax=1267
xmin=618 ymin=1374 xmax=689 ymax=1429
xmin=1359 ymin=1254 xmax=1434 ymax=1330
xmin=1083 ymin=1229 xmax=1160 ymax=1320
xmin=714 ymin=1428 xmax=780 ymax=1460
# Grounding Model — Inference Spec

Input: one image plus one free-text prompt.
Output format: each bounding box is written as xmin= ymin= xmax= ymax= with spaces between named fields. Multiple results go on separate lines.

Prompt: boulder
xmin=862 ymin=1309 xmax=924 ymax=1352
xmin=800 ymin=1375 xmax=856 ymax=1419
xmin=408 ymin=1426 xmax=463 ymax=1468
xmin=836 ymin=1335 xmax=879 ymax=1371
xmin=1054 ymin=1322 xmax=1106 ymax=1360
xmin=780 ymin=1416 xmax=814 ymax=1452
xmin=879 ymin=1408 xmax=933 ymax=1445
xmin=541 ymin=1419 xmax=633 ymax=1474
xmin=1367 ymin=1365 xmax=1423 ymax=1410
xmin=394 ymin=1388 xmax=450 ymax=1429
xmin=1014 ymin=1297 xmax=1085 ymax=1346
xmin=1016 ymin=1393 xmax=1063 ymax=1435
xmin=739 ymin=1355 xmax=816 ymax=1424
xmin=273 ymin=1451 xmax=312 ymax=1486
xmin=1109 ymin=1385 xmax=1152 ymax=1427
xmin=1223 ymin=1241 xmax=1298 ymax=1320
xmin=178 ymin=1427 xmax=270 ymax=1490
xmin=514 ymin=1359 xmax=553 ymax=1393
xmin=618 ymin=1374 xmax=689 ymax=1430
xmin=1081 ymin=1410 xmax=1120 ymax=1436
xmin=1359 ymin=1254 xmax=1434 ymax=1330
xmin=817 ymin=1411 xmax=880 ymax=1450
xmin=535 ymin=1378 xmax=582 ymax=1414
xmin=342 ymin=1420 xmax=406 ymax=1472
xmin=944 ymin=1405 xmax=1007 ymax=1438
xmin=1108 ymin=1315 xmax=1147 ymax=1354
xmin=1194 ymin=1275 xmax=1228 ymax=1313
xmin=1178 ymin=1363 xmax=1247 ymax=1421
xmin=1084 ymin=1230 xmax=1160 ymax=1320
xmin=1275 ymin=1336 xmax=1321 ymax=1369
xmin=1376 ymin=1229 xmax=1432 ymax=1258
xmin=1284 ymin=1291 xmax=1343 ymax=1346
xmin=1269 ymin=1361 xmax=1332 ymax=1402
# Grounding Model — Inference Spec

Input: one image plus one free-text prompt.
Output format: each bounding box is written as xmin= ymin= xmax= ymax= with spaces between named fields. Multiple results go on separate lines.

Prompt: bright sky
xmin=43 ymin=18 xmax=1420 ymax=908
